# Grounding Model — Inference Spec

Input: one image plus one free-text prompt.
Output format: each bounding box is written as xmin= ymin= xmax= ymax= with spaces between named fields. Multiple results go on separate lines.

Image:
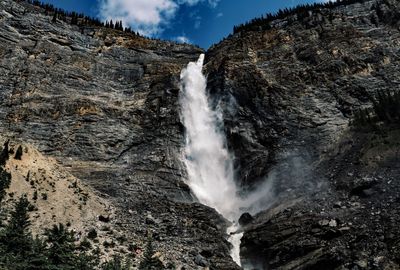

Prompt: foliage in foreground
xmin=0 ymin=143 xmax=164 ymax=270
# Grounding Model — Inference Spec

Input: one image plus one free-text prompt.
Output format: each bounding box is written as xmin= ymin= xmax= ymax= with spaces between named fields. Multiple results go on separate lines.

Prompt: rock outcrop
xmin=2 ymin=142 xmax=121 ymax=260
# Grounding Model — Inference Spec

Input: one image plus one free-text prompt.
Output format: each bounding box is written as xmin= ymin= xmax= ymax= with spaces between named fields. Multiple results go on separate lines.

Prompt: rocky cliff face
xmin=205 ymin=0 xmax=400 ymax=269
xmin=1 ymin=0 xmax=400 ymax=269
xmin=0 ymin=1 xmax=239 ymax=269
xmin=206 ymin=0 xmax=399 ymax=190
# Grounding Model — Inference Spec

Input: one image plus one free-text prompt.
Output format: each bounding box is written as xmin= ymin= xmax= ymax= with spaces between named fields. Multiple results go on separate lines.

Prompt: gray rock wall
xmin=205 ymin=0 xmax=400 ymax=268
xmin=206 ymin=0 xmax=400 ymax=192
xmin=0 ymin=1 xmax=240 ymax=268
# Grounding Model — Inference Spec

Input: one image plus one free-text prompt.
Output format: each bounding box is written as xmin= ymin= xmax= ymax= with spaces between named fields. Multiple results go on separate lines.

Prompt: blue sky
xmin=40 ymin=0 xmax=326 ymax=48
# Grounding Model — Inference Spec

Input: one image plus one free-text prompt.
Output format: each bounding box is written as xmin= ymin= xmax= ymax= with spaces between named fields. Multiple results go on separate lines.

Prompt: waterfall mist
xmin=179 ymin=54 xmax=274 ymax=267
xmin=179 ymin=54 xmax=239 ymax=220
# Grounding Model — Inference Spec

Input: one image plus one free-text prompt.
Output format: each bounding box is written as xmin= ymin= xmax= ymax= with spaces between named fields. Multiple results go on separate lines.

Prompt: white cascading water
xmin=179 ymin=54 xmax=244 ymax=266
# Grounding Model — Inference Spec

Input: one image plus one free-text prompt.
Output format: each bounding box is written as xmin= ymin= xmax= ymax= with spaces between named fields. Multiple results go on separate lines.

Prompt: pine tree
xmin=71 ymin=12 xmax=78 ymax=25
xmin=118 ymin=20 xmax=123 ymax=31
xmin=52 ymin=11 xmax=57 ymax=23
xmin=138 ymin=237 xmax=164 ymax=270
xmin=45 ymin=223 xmax=77 ymax=269
xmin=3 ymin=196 xmax=32 ymax=254
xmin=101 ymin=255 xmax=125 ymax=270
xmin=0 ymin=141 xmax=9 ymax=167
xmin=74 ymin=252 xmax=97 ymax=270
xmin=0 ymin=166 xmax=11 ymax=240
xmin=24 ymin=237 xmax=50 ymax=270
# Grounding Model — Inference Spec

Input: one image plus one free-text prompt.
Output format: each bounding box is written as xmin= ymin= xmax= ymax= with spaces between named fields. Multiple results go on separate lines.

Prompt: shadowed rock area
xmin=205 ymin=0 xmax=400 ymax=268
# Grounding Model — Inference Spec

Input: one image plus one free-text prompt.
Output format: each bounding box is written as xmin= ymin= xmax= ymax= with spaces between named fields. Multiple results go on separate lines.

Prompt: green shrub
xmin=87 ymin=228 xmax=97 ymax=240
xmin=78 ymin=238 xmax=92 ymax=251
xmin=139 ymin=237 xmax=164 ymax=270
xmin=101 ymin=255 xmax=133 ymax=270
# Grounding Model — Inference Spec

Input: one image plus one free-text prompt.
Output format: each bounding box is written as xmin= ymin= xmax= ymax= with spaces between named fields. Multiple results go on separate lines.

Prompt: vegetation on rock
xmin=24 ymin=0 xmax=136 ymax=34
xmin=232 ymin=0 xmax=400 ymax=34
xmin=138 ymin=237 xmax=165 ymax=270
xmin=353 ymin=90 xmax=400 ymax=129
xmin=0 ymin=152 xmax=166 ymax=270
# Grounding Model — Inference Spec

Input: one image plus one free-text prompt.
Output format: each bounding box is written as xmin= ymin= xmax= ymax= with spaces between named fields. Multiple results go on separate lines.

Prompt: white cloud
xmin=178 ymin=0 xmax=220 ymax=7
xmin=208 ymin=0 xmax=219 ymax=8
xmin=99 ymin=0 xmax=178 ymax=36
xmin=99 ymin=0 xmax=220 ymax=36
xmin=175 ymin=35 xmax=191 ymax=43
xmin=177 ymin=0 xmax=202 ymax=5
xmin=216 ymin=12 xmax=223 ymax=18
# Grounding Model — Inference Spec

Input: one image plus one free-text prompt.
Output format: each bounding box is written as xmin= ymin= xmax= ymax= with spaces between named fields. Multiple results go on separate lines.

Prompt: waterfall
xmin=179 ymin=54 xmax=243 ymax=266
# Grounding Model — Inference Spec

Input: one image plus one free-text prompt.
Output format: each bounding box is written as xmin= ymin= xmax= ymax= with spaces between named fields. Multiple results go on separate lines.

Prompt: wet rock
xmin=238 ymin=212 xmax=254 ymax=226
xmin=355 ymin=260 xmax=368 ymax=268
xmin=194 ymin=254 xmax=209 ymax=267
xmin=350 ymin=177 xmax=379 ymax=198
xmin=333 ymin=201 xmax=342 ymax=208
xmin=200 ymin=249 xmax=213 ymax=258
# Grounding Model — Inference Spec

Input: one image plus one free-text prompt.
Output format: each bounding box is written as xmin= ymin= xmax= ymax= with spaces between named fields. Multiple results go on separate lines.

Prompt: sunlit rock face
xmin=0 ymin=1 xmax=240 ymax=269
